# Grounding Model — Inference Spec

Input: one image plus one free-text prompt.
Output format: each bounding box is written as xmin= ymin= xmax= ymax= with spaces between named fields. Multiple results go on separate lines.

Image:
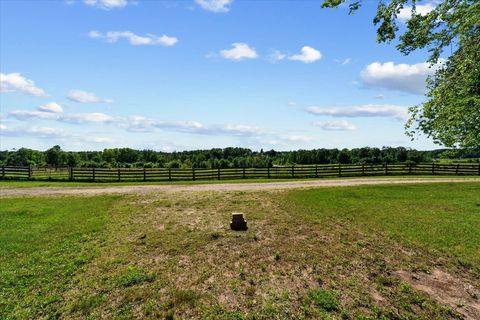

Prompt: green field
xmin=1 ymin=183 xmax=479 ymax=319
xmin=0 ymin=174 xmax=478 ymax=188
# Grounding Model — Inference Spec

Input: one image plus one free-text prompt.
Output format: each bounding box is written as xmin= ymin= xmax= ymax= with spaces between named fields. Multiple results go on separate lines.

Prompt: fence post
xmin=69 ymin=167 xmax=73 ymax=181
xmin=315 ymin=165 xmax=318 ymax=178
xmin=267 ymin=166 xmax=270 ymax=179
xmin=291 ymin=165 xmax=295 ymax=178
xmin=192 ymin=167 xmax=195 ymax=181
xmin=242 ymin=167 xmax=246 ymax=179
xmin=168 ymin=168 xmax=172 ymax=181
xmin=385 ymin=163 xmax=388 ymax=176
xmin=1 ymin=166 xmax=4 ymax=179
xmin=409 ymin=163 xmax=412 ymax=174
xmin=217 ymin=168 xmax=221 ymax=180
xmin=118 ymin=168 xmax=121 ymax=182
xmin=432 ymin=163 xmax=435 ymax=175
xmin=338 ymin=164 xmax=341 ymax=177
xmin=92 ymin=167 xmax=96 ymax=182
xmin=362 ymin=163 xmax=365 ymax=176
xmin=28 ymin=166 xmax=32 ymax=180
xmin=143 ymin=167 xmax=146 ymax=182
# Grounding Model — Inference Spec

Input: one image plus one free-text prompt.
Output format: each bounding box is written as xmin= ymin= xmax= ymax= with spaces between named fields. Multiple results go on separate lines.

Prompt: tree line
xmin=1 ymin=146 xmax=479 ymax=169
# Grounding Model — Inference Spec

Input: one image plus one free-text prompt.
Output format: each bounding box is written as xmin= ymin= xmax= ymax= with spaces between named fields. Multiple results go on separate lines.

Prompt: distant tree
xmin=45 ymin=145 xmax=63 ymax=166
xmin=337 ymin=149 xmax=351 ymax=164
xmin=66 ymin=153 xmax=80 ymax=167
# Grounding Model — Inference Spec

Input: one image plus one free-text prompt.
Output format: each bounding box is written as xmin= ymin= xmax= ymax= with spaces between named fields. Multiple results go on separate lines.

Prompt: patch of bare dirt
xmin=394 ymin=269 xmax=480 ymax=319
xmin=1 ymin=177 xmax=479 ymax=197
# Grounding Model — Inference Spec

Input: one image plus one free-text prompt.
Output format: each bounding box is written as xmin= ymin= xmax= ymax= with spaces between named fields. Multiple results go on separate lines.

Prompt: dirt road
xmin=1 ymin=177 xmax=479 ymax=197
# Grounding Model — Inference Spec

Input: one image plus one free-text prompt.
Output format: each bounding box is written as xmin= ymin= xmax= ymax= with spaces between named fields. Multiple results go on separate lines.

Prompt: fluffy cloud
xmin=0 ymin=73 xmax=46 ymax=96
xmin=1 ymin=124 xmax=114 ymax=143
xmin=312 ymin=120 xmax=357 ymax=131
xmin=89 ymin=31 xmax=178 ymax=46
xmin=195 ymin=0 xmax=233 ymax=12
xmin=9 ymin=110 xmax=118 ymax=124
xmin=220 ymin=43 xmax=258 ymax=61
xmin=67 ymin=89 xmax=113 ymax=103
xmin=307 ymin=104 xmax=408 ymax=120
xmin=9 ymin=110 xmax=60 ymax=121
xmin=7 ymin=108 xmax=310 ymax=146
xmin=38 ymin=102 xmax=63 ymax=113
xmin=83 ymin=0 xmax=129 ymax=10
xmin=360 ymin=61 xmax=441 ymax=94
xmin=267 ymin=50 xmax=286 ymax=63
xmin=398 ymin=3 xmax=436 ymax=22
xmin=289 ymin=46 xmax=322 ymax=64
xmin=60 ymin=112 xmax=117 ymax=124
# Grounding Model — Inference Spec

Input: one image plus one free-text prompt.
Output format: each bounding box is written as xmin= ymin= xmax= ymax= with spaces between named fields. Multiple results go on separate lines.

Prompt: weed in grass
xmin=171 ymin=289 xmax=198 ymax=306
xmin=71 ymin=294 xmax=106 ymax=315
xmin=273 ymin=250 xmax=281 ymax=261
xmin=375 ymin=276 xmax=399 ymax=287
xmin=210 ymin=231 xmax=221 ymax=240
xmin=118 ymin=265 xmax=152 ymax=287
xmin=239 ymin=266 xmax=246 ymax=280
xmin=308 ymin=288 xmax=340 ymax=312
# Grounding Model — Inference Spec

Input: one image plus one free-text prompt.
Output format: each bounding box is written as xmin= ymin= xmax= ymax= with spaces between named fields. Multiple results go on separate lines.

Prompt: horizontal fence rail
xmin=1 ymin=163 xmax=479 ymax=182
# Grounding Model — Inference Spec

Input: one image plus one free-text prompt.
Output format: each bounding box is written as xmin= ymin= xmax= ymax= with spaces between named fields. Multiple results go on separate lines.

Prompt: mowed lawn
xmin=0 ymin=183 xmax=479 ymax=319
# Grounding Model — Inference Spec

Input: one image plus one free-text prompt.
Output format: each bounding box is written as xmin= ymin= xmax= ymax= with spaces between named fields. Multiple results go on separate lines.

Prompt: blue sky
xmin=0 ymin=0 xmax=440 ymax=151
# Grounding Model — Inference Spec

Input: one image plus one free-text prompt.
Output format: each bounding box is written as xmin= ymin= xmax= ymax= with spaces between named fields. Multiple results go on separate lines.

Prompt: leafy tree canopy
xmin=322 ymin=0 xmax=479 ymax=148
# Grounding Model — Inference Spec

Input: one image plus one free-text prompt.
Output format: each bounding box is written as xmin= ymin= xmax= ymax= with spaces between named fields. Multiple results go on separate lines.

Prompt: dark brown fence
xmin=1 ymin=163 xmax=479 ymax=182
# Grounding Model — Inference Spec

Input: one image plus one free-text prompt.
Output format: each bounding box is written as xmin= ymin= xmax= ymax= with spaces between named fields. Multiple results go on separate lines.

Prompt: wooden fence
xmin=1 ymin=163 xmax=479 ymax=182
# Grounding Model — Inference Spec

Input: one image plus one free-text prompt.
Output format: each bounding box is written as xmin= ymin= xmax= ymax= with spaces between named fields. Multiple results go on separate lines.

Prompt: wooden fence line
xmin=1 ymin=163 xmax=479 ymax=182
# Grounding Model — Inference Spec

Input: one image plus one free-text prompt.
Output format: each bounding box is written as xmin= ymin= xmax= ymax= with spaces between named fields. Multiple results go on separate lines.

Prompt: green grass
xmin=0 ymin=174 xmax=478 ymax=188
xmin=286 ymin=183 xmax=480 ymax=268
xmin=1 ymin=182 xmax=479 ymax=319
xmin=0 ymin=195 xmax=120 ymax=319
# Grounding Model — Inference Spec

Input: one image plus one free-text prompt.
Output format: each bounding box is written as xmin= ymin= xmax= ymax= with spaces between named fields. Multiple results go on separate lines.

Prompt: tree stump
xmin=230 ymin=213 xmax=248 ymax=231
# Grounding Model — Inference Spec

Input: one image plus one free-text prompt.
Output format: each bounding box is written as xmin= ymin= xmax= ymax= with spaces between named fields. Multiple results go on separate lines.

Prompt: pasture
xmin=1 ymin=182 xmax=479 ymax=319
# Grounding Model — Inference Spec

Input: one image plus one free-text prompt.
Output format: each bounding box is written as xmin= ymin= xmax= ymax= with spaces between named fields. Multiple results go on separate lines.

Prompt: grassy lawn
xmin=0 ymin=174 xmax=478 ymax=188
xmin=1 ymin=183 xmax=479 ymax=319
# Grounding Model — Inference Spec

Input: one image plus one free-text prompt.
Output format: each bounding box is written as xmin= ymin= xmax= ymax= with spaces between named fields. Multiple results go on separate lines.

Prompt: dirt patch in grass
xmin=394 ymin=269 xmax=480 ymax=319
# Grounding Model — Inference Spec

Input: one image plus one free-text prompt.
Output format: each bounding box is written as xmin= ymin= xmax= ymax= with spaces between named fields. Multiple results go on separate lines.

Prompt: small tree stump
xmin=230 ymin=213 xmax=248 ymax=231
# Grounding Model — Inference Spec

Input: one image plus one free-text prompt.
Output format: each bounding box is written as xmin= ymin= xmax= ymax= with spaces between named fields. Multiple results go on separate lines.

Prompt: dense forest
xmin=1 ymin=146 xmax=479 ymax=168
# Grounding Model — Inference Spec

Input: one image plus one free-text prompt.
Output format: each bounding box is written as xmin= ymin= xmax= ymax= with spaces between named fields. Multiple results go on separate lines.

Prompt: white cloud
xmin=307 ymin=104 xmax=408 ymax=120
xmin=83 ymin=0 xmax=129 ymax=10
xmin=288 ymin=46 xmax=322 ymax=64
xmin=219 ymin=43 xmax=258 ymax=61
xmin=67 ymin=89 xmax=113 ymax=103
xmin=89 ymin=31 xmax=178 ymax=46
xmin=217 ymin=124 xmax=262 ymax=136
xmin=38 ymin=102 xmax=63 ymax=113
xmin=9 ymin=109 xmax=118 ymax=124
xmin=195 ymin=0 xmax=233 ymax=12
xmin=1 ymin=125 xmax=114 ymax=144
xmin=398 ymin=3 xmax=436 ymax=22
xmin=341 ymin=58 xmax=351 ymax=65
xmin=360 ymin=61 xmax=441 ymax=94
xmin=60 ymin=112 xmax=117 ymax=124
xmin=0 ymin=73 xmax=46 ymax=96
xmin=267 ymin=49 xmax=286 ymax=63
xmin=312 ymin=120 xmax=357 ymax=131
xmin=9 ymin=110 xmax=60 ymax=121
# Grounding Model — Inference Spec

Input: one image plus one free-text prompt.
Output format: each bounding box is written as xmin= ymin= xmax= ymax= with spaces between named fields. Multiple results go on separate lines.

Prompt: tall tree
xmin=322 ymin=0 xmax=479 ymax=147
